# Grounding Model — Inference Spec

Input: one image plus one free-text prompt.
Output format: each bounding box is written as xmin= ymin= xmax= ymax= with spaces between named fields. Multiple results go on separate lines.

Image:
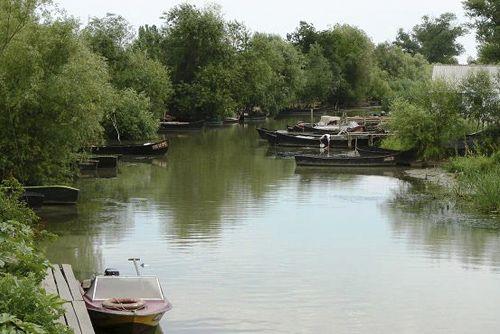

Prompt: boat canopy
xmin=317 ymin=116 xmax=340 ymax=126
xmin=86 ymin=276 xmax=164 ymax=301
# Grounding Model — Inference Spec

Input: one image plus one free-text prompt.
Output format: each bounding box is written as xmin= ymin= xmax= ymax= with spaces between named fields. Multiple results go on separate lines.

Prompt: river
xmin=40 ymin=117 xmax=500 ymax=334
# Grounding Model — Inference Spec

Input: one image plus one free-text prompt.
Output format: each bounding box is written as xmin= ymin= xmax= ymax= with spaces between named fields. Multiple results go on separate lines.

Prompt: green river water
xmin=40 ymin=117 xmax=500 ymax=334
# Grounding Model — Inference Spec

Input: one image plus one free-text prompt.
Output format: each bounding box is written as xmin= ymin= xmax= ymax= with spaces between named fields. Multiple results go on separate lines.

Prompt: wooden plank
xmin=61 ymin=264 xmax=83 ymax=301
xmin=73 ymin=301 xmax=95 ymax=334
xmin=52 ymin=265 xmax=72 ymax=302
xmin=41 ymin=267 xmax=57 ymax=295
xmin=63 ymin=303 xmax=82 ymax=334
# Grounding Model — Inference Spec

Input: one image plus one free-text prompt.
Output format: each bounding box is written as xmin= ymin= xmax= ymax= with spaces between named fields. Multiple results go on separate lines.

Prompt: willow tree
xmin=233 ymin=33 xmax=304 ymax=116
xmin=83 ymin=14 xmax=171 ymax=137
xmin=0 ymin=1 xmax=113 ymax=184
xmin=160 ymin=4 xmax=237 ymax=120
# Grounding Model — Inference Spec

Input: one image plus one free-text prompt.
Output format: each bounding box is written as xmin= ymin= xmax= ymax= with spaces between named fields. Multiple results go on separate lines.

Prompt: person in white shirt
xmin=320 ymin=134 xmax=331 ymax=150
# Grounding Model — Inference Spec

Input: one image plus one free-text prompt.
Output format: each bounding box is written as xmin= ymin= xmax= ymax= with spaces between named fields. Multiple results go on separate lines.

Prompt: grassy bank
xmin=0 ymin=180 xmax=70 ymax=334
xmin=444 ymin=152 xmax=500 ymax=214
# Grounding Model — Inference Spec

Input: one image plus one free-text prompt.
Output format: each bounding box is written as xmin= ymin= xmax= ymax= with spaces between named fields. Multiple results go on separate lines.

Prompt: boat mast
xmin=128 ymin=258 xmax=141 ymax=276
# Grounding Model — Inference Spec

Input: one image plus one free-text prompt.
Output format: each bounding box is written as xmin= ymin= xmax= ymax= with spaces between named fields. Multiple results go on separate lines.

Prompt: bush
xmin=388 ymin=80 xmax=468 ymax=160
xmin=444 ymin=153 xmax=500 ymax=213
xmin=0 ymin=180 xmax=69 ymax=333
xmin=103 ymin=88 xmax=159 ymax=141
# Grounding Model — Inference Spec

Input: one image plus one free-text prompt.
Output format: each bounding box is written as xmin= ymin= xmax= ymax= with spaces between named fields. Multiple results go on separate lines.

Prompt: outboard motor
xmin=104 ymin=268 xmax=120 ymax=276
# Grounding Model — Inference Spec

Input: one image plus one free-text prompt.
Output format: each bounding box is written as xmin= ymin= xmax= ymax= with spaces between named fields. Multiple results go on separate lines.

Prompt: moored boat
xmin=83 ymin=259 xmax=172 ymax=334
xmin=295 ymin=154 xmax=398 ymax=167
xmin=20 ymin=191 xmax=44 ymax=208
xmin=23 ymin=185 xmax=79 ymax=204
xmin=256 ymin=128 xmax=279 ymax=141
xmin=90 ymin=140 xmax=169 ymax=156
xmin=91 ymin=155 xmax=119 ymax=168
xmin=159 ymin=120 xmax=205 ymax=131
xmin=223 ymin=117 xmax=240 ymax=124
xmin=357 ymin=147 xmax=417 ymax=165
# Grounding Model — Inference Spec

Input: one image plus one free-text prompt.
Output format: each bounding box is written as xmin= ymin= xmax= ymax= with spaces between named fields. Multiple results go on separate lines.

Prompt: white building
xmin=432 ymin=64 xmax=500 ymax=85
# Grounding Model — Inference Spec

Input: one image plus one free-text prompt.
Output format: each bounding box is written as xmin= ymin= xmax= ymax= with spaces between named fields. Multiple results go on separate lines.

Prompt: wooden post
xmin=310 ymin=108 xmax=314 ymax=126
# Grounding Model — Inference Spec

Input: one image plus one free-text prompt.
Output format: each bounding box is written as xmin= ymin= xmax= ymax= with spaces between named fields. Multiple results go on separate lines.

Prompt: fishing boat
xmin=256 ymin=128 xmax=279 ymax=141
xmin=223 ymin=117 xmax=240 ymax=124
xmin=90 ymin=155 xmax=119 ymax=168
xmin=90 ymin=140 xmax=169 ymax=156
xmin=274 ymin=132 xmax=322 ymax=147
xmin=295 ymin=154 xmax=399 ymax=167
xmin=23 ymin=185 xmax=79 ymax=204
xmin=356 ymin=147 xmax=417 ymax=165
xmin=205 ymin=118 xmax=224 ymax=126
xmin=20 ymin=191 xmax=44 ymax=208
xmin=83 ymin=258 xmax=172 ymax=334
xmin=159 ymin=120 xmax=205 ymax=131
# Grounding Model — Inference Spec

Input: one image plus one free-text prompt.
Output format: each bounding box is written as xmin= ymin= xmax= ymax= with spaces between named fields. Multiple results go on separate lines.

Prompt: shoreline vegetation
xmin=404 ymin=152 xmax=500 ymax=216
xmin=0 ymin=180 xmax=70 ymax=334
xmin=0 ymin=0 xmax=498 ymax=333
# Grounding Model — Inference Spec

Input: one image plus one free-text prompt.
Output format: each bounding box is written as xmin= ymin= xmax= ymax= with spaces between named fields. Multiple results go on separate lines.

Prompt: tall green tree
xmin=395 ymin=13 xmax=466 ymax=64
xmin=317 ymin=24 xmax=375 ymax=106
xmin=0 ymin=2 xmax=113 ymax=184
xmin=463 ymin=0 xmax=500 ymax=63
xmin=286 ymin=21 xmax=319 ymax=53
xmin=301 ymin=43 xmax=333 ymax=106
xmin=83 ymin=14 xmax=171 ymax=135
xmin=161 ymin=4 xmax=237 ymax=120
xmin=370 ymin=43 xmax=430 ymax=106
xmin=234 ymin=33 xmax=304 ymax=115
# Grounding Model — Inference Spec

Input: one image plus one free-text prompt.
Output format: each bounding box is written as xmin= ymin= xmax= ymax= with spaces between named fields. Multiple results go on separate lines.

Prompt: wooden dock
xmin=41 ymin=264 xmax=95 ymax=334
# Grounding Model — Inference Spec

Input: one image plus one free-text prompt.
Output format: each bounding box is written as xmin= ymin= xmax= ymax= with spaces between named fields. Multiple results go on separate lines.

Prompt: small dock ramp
xmin=41 ymin=264 xmax=95 ymax=334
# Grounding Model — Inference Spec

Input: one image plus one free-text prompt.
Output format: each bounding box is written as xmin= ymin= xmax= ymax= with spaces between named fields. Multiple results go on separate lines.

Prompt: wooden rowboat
xmin=90 ymin=140 xmax=169 ymax=156
xmin=295 ymin=154 xmax=398 ymax=167
xmin=159 ymin=120 xmax=205 ymax=131
xmin=23 ymin=185 xmax=79 ymax=204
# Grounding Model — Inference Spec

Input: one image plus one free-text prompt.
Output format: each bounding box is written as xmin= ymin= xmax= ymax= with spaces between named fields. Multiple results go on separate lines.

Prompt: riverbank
xmin=404 ymin=166 xmax=457 ymax=189
xmin=404 ymin=154 xmax=500 ymax=216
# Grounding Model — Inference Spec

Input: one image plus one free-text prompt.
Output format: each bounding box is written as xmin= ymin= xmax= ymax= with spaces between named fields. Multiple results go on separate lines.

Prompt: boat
xmin=294 ymin=154 xmax=399 ymax=167
xmin=83 ymin=259 xmax=172 ymax=334
xmin=223 ymin=117 xmax=240 ymax=124
xmin=357 ymin=147 xmax=417 ymax=165
xmin=78 ymin=160 xmax=99 ymax=171
xmin=23 ymin=185 xmax=79 ymax=204
xmin=274 ymin=132 xmax=322 ymax=147
xmin=90 ymin=140 xmax=169 ymax=156
xmin=91 ymin=155 xmax=119 ymax=169
xmin=159 ymin=120 xmax=205 ymax=131
xmin=20 ymin=191 xmax=44 ymax=208
xmin=205 ymin=118 xmax=223 ymax=126
xmin=256 ymin=128 xmax=279 ymax=141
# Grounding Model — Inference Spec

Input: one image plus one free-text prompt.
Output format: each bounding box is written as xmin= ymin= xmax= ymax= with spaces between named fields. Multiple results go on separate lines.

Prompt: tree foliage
xmin=463 ymin=0 xmax=500 ymax=63
xmin=370 ymin=43 xmax=430 ymax=107
xmin=0 ymin=2 xmax=112 ymax=184
xmin=387 ymin=80 xmax=468 ymax=159
xmin=301 ymin=43 xmax=333 ymax=105
xmin=459 ymin=70 xmax=500 ymax=126
xmin=395 ymin=13 xmax=466 ymax=64
xmin=83 ymin=14 xmax=171 ymax=134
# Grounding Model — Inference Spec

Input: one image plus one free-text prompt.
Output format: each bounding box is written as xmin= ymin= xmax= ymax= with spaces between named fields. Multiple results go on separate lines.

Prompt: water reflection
xmin=41 ymin=117 xmax=500 ymax=334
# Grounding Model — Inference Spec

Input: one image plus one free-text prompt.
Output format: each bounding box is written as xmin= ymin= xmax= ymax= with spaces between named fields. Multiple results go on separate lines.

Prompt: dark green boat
xmin=23 ymin=185 xmax=79 ymax=205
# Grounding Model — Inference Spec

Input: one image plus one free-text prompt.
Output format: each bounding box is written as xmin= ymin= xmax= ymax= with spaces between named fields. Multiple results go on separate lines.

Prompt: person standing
xmin=320 ymin=134 xmax=331 ymax=150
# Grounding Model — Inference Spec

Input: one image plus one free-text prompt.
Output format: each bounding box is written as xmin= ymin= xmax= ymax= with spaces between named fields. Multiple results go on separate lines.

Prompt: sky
xmin=54 ymin=0 xmax=477 ymax=64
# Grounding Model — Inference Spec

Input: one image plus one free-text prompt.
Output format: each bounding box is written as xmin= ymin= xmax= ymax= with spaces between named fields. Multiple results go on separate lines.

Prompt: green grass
xmin=444 ymin=153 xmax=500 ymax=214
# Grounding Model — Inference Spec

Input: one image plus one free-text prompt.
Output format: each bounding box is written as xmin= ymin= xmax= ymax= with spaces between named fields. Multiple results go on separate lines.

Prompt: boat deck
xmin=41 ymin=264 xmax=95 ymax=334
